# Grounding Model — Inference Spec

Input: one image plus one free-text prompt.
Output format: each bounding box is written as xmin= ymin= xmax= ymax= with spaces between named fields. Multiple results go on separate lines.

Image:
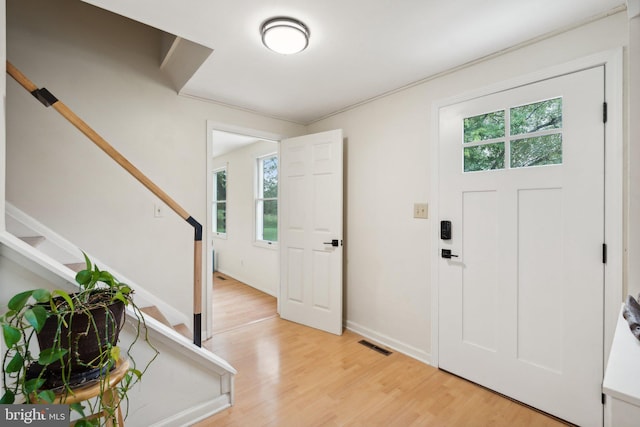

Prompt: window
xmin=212 ymin=167 xmax=227 ymax=237
xmin=463 ymin=97 xmax=563 ymax=172
xmin=256 ymin=154 xmax=278 ymax=244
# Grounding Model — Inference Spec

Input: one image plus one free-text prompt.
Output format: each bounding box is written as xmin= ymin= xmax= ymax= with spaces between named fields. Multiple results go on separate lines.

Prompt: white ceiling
xmin=211 ymin=130 xmax=276 ymax=158
xmin=83 ymin=0 xmax=626 ymax=125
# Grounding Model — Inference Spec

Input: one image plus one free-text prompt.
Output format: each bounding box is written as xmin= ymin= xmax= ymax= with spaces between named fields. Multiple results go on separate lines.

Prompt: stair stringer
xmin=5 ymin=202 xmax=191 ymax=331
xmin=0 ymin=231 xmax=236 ymax=426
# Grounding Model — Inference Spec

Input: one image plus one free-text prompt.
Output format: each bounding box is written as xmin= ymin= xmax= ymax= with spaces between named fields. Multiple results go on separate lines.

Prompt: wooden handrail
xmin=6 ymin=61 xmax=203 ymax=347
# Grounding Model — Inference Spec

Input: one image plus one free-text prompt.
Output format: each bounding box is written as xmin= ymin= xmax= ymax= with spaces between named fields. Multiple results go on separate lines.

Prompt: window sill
xmin=213 ymin=233 xmax=227 ymax=240
xmin=254 ymin=240 xmax=278 ymax=250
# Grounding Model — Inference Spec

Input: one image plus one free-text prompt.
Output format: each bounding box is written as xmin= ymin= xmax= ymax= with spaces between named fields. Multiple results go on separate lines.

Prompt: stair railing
xmin=6 ymin=61 xmax=203 ymax=347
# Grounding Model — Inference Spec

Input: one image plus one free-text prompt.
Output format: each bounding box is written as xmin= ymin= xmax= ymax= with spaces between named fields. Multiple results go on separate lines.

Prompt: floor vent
xmin=358 ymin=340 xmax=392 ymax=356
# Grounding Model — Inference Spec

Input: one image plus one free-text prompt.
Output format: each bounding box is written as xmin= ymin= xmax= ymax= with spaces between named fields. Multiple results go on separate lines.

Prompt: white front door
xmin=438 ymin=67 xmax=605 ymax=426
xmin=279 ymin=129 xmax=343 ymax=335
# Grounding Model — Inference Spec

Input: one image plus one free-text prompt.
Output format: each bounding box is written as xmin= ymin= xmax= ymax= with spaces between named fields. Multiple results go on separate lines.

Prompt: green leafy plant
xmin=1 ymin=253 xmax=158 ymax=426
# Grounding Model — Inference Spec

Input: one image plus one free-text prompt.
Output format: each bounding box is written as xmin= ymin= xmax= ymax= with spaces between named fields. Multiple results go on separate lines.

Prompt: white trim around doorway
xmin=430 ymin=48 xmax=624 ymax=369
xmin=205 ymin=121 xmax=284 ymax=340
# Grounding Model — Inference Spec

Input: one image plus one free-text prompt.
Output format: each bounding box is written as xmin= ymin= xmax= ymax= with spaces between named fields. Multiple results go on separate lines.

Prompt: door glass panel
xmin=510 ymin=98 xmax=562 ymax=136
xmin=463 ymin=110 xmax=505 ymax=143
xmin=511 ymin=134 xmax=562 ymax=168
xmin=464 ymin=143 xmax=505 ymax=172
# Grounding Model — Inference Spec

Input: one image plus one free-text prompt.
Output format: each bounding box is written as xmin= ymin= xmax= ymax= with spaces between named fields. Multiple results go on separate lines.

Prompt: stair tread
xmin=19 ymin=236 xmax=46 ymax=247
xmin=65 ymin=262 xmax=86 ymax=273
xmin=141 ymin=306 xmax=172 ymax=328
xmin=173 ymin=323 xmax=191 ymax=339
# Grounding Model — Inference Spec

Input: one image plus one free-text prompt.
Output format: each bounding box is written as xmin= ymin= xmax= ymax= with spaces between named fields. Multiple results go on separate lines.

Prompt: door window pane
xmin=510 ymin=134 xmax=562 ymax=168
xmin=464 ymin=143 xmax=505 ymax=172
xmin=462 ymin=97 xmax=563 ymax=173
xmin=464 ymin=110 xmax=505 ymax=143
xmin=510 ymin=98 xmax=562 ymax=136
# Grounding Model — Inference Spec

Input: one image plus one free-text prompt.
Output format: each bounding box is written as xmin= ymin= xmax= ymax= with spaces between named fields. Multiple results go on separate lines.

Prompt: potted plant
xmin=0 ymin=253 xmax=158 ymax=425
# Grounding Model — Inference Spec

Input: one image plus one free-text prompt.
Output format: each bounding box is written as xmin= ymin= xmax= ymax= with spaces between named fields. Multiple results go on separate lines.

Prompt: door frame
xmin=205 ymin=120 xmax=285 ymax=340
xmin=430 ymin=48 xmax=624 ymax=369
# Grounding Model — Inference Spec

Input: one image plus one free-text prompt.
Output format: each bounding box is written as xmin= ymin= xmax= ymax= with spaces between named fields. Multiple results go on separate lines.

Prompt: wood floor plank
xmin=200 ymin=312 xmax=568 ymax=426
xmin=212 ymin=273 xmax=277 ymax=335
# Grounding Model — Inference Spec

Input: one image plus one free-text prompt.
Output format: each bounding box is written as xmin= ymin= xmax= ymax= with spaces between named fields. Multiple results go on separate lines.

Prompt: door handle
xmin=441 ymin=249 xmax=459 ymax=259
xmin=324 ymin=239 xmax=340 ymax=247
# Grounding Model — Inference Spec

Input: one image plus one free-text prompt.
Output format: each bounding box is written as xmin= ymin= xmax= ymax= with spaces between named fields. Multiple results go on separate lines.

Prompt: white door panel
xmin=439 ymin=67 xmax=604 ymax=426
xmin=280 ymin=129 xmax=343 ymax=335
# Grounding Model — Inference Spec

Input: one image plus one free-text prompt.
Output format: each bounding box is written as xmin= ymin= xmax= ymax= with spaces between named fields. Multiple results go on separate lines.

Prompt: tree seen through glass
xmin=259 ymin=156 xmax=278 ymax=242
xmin=510 ymin=98 xmax=562 ymax=136
xmin=214 ymin=170 xmax=226 ymax=234
xmin=463 ymin=110 xmax=505 ymax=143
xmin=462 ymin=97 xmax=563 ymax=172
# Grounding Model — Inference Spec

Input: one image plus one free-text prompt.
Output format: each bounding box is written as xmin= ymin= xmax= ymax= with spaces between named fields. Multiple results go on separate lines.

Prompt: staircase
xmin=1 ymin=203 xmax=236 ymax=425
xmin=141 ymin=306 xmax=191 ymax=339
xmin=5 ymin=202 xmax=192 ymax=339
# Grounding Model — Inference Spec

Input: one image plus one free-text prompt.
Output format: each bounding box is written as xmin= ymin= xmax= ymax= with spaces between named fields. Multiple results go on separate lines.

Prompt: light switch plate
xmin=414 ymin=203 xmax=428 ymax=219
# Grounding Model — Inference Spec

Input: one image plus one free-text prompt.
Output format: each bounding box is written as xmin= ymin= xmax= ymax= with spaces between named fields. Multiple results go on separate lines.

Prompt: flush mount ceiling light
xmin=261 ymin=17 xmax=310 ymax=55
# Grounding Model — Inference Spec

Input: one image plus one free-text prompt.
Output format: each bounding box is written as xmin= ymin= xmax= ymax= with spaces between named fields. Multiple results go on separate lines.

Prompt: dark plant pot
xmin=35 ymin=296 xmax=125 ymax=376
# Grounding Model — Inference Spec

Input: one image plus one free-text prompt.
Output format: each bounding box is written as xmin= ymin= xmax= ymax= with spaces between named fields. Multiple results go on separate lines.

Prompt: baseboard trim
xmin=148 ymin=393 xmax=232 ymax=427
xmin=346 ymin=320 xmax=432 ymax=366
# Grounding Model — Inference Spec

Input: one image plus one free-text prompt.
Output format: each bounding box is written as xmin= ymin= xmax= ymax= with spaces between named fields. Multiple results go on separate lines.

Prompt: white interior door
xmin=279 ymin=129 xmax=343 ymax=335
xmin=438 ymin=67 xmax=605 ymax=426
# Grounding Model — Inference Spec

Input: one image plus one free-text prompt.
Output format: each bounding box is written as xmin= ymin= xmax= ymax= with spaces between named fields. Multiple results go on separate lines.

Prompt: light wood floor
xmin=200 ymin=277 xmax=567 ymax=427
xmin=212 ymin=272 xmax=278 ymax=335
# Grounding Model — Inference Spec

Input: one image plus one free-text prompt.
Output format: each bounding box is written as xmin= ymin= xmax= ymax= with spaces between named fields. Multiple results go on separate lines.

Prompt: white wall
xmin=212 ymin=140 xmax=279 ymax=296
xmin=308 ymin=12 xmax=629 ymax=362
xmin=5 ymin=0 xmax=304 ymax=323
xmin=5 ymin=0 xmax=633 ymax=367
xmin=0 ymin=0 xmax=6 ymax=232
xmin=628 ymin=5 xmax=640 ymax=298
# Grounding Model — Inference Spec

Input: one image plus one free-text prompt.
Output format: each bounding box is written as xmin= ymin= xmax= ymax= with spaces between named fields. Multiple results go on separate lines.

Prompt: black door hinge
xmin=602 ymin=243 xmax=607 ymax=264
xmin=602 ymin=393 xmax=606 ymax=405
xmin=603 ymin=102 xmax=608 ymax=124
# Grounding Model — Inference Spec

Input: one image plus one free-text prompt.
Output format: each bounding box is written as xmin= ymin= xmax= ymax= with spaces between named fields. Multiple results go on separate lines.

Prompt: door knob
xmin=324 ymin=239 xmax=340 ymax=247
xmin=441 ymin=249 xmax=459 ymax=259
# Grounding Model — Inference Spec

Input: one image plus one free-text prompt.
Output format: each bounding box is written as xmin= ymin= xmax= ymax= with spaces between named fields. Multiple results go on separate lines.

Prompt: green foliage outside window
xmin=214 ymin=169 xmax=226 ymax=234
xmin=511 ymin=134 xmax=562 ymax=168
xmin=464 ymin=143 xmax=505 ymax=172
xmin=510 ymin=98 xmax=562 ymax=135
xmin=262 ymin=200 xmax=277 ymax=242
xmin=463 ymin=97 xmax=563 ymax=172
xmin=259 ymin=156 xmax=278 ymax=242
xmin=464 ymin=110 xmax=505 ymax=143
xmin=216 ymin=203 xmax=226 ymax=233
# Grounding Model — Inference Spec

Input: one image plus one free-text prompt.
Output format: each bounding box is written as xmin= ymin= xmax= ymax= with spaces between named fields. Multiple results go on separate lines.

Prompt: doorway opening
xmin=205 ymin=124 xmax=283 ymax=339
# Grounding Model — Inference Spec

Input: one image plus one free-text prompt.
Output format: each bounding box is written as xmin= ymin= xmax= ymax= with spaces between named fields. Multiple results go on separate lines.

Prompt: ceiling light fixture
xmin=261 ymin=17 xmax=310 ymax=55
